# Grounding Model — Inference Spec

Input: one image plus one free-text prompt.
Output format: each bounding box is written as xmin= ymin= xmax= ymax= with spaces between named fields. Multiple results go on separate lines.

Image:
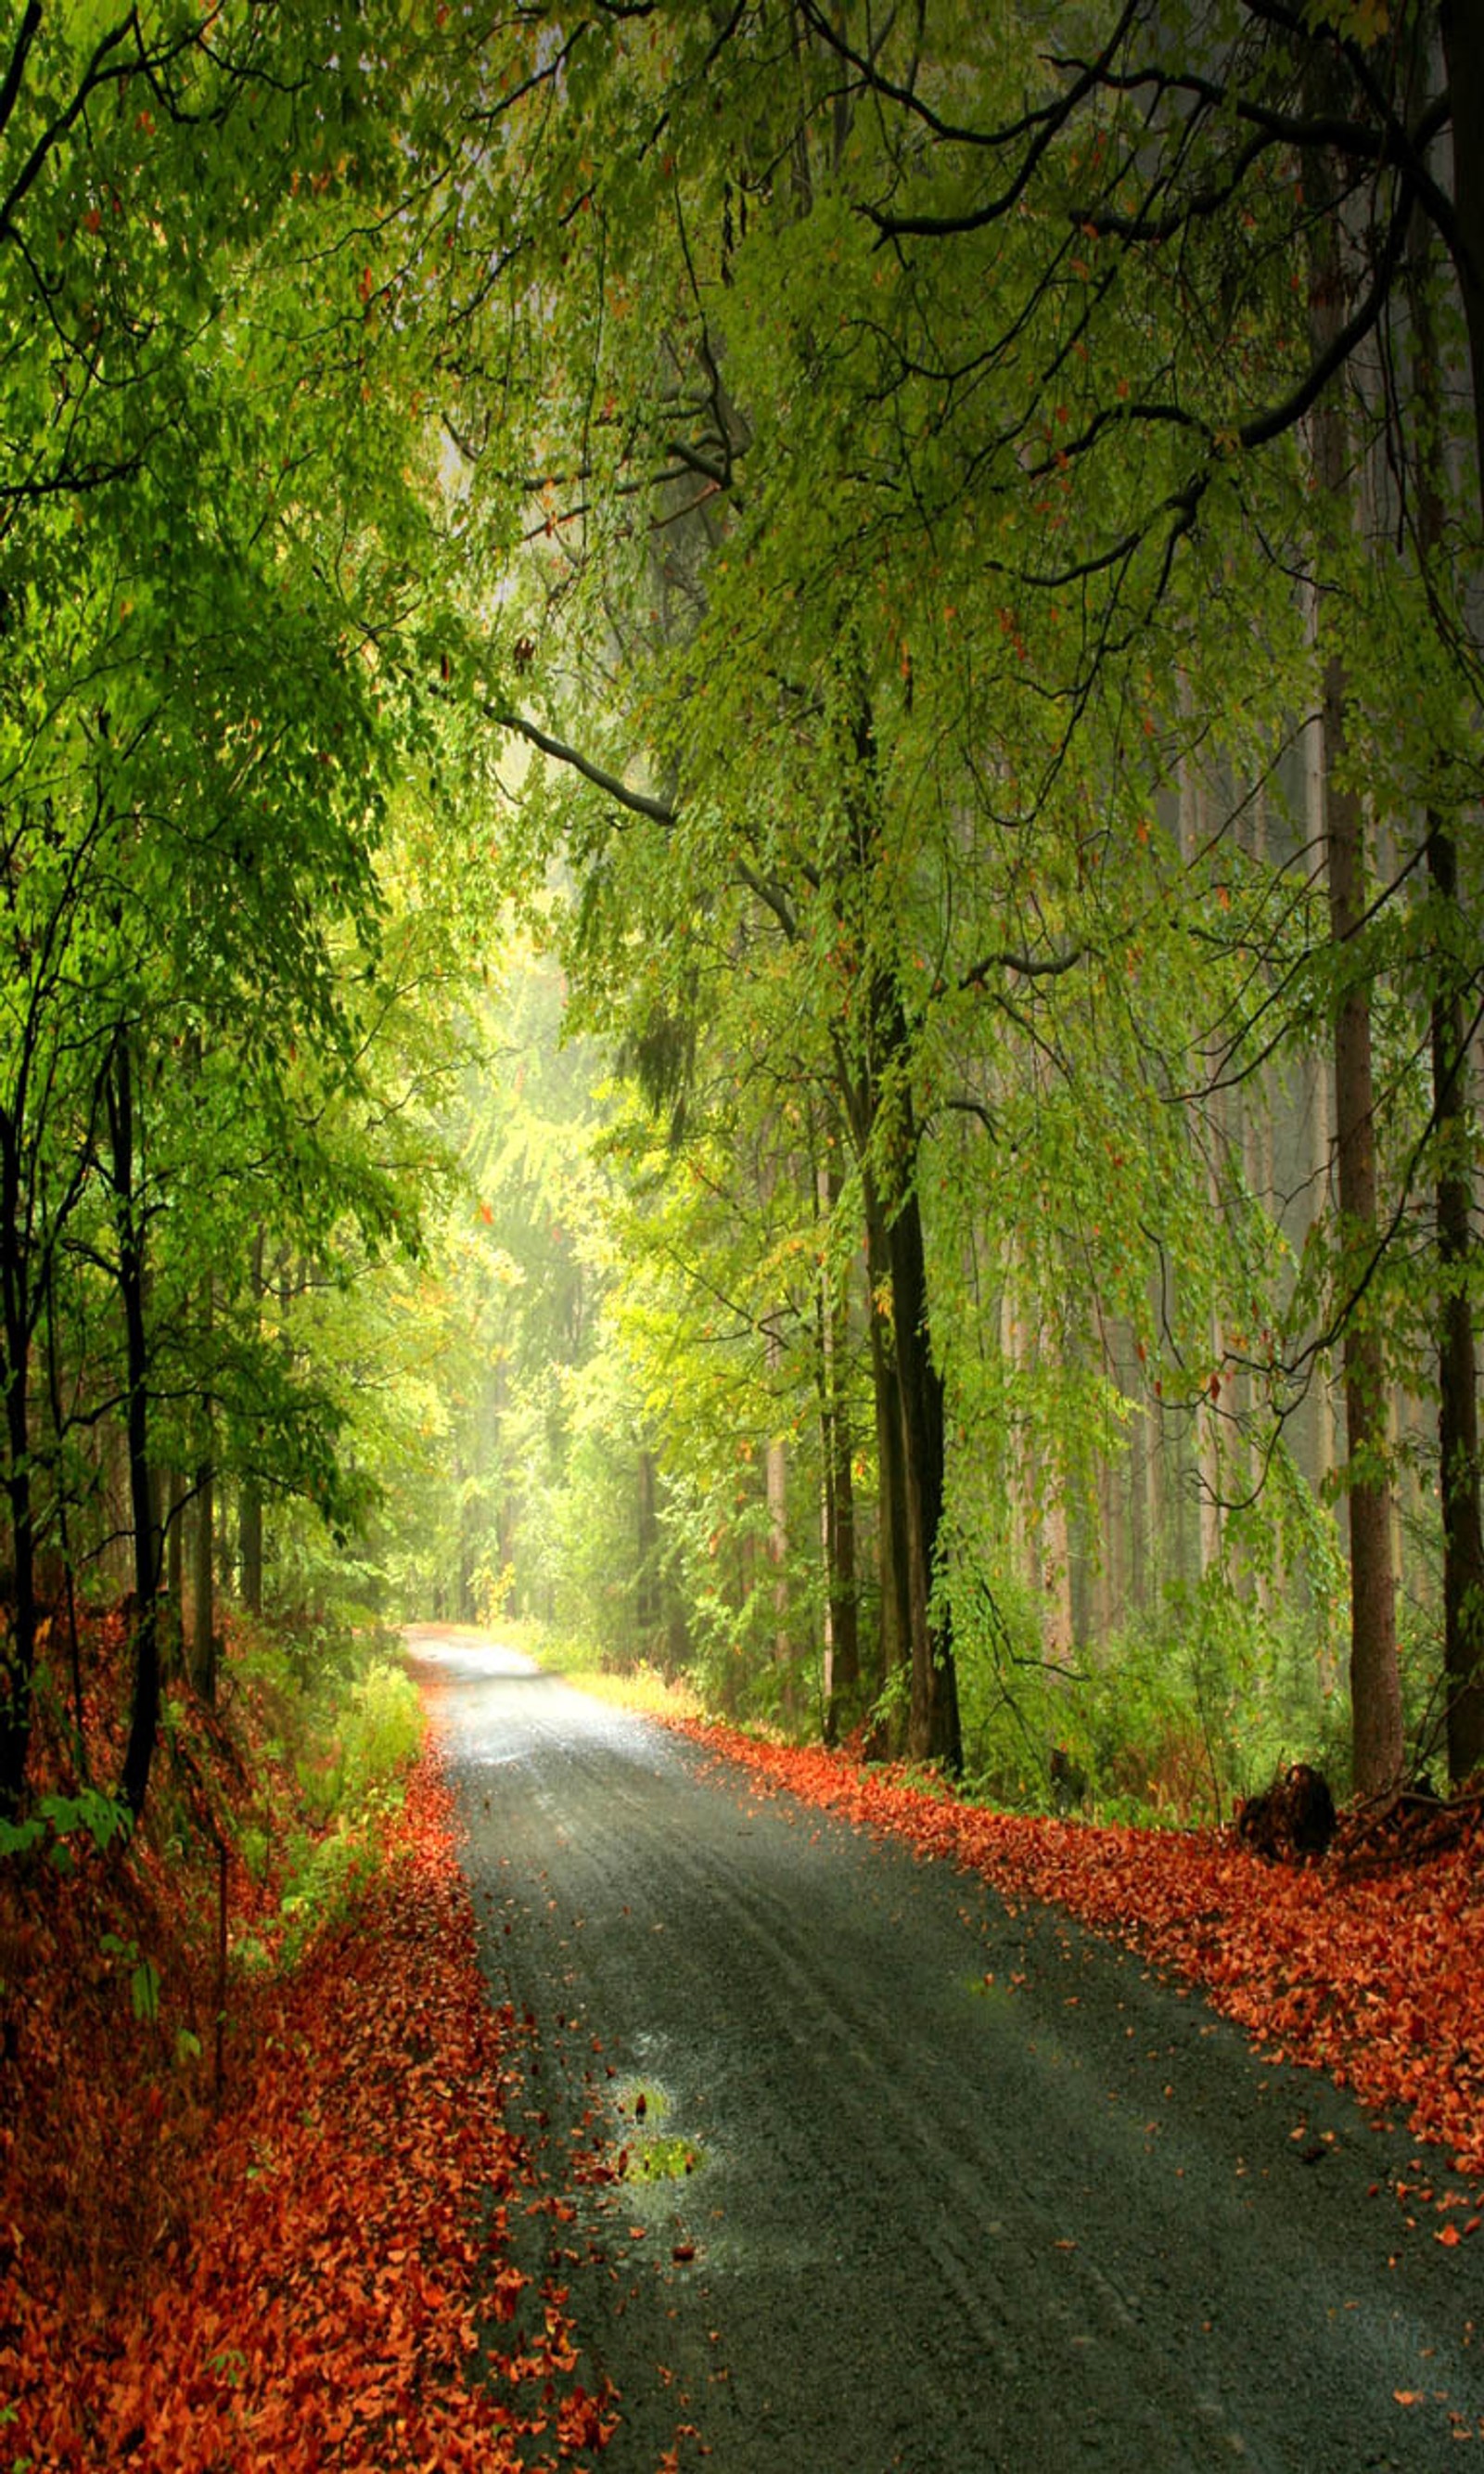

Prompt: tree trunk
xmin=636 ymin=1447 xmax=660 ymax=1643
xmin=862 ymin=1168 xmax=911 ymax=1742
xmin=1409 ymin=212 xmax=1484 ymax=1784
xmin=239 ymin=1224 xmax=265 ymax=1615
xmin=1429 ymin=952 xmax=1484 ymax=1781
xmin=815 ymin=1155 xmax=860 ymax=1740
xmin=764 ymin=1326 xmax=794 ymax=1720
xmin=1439 ymin=1 xmax=1484 ymax=510
xmin=822 ymin=680 xmax=961 ymax=1769
xmin=1309 ymin=140 xmax=1403 ymax=1799
xmin=851 ymin=1060 xmax=959 ymax=1770
xmin=239 ymin=1480 xmax=263 ymax=1618
xmin=1322 ymin=660 xmax=1403 ymax=1796
xmin=192 ymin=1462 xmax=214 ymax=1700
xmin=0 ymin=1134 xmax=36 ymax=1815
xmin=877 ymin=1088 xmax=962 ymax=1773
xmin=1322 ymin=663 xmax=1403 ymax=1795
xmin=108 ymin=1040 xmax=162 ymax=1819
xmin=191 ymin=1277 xmax=214 ymax=1700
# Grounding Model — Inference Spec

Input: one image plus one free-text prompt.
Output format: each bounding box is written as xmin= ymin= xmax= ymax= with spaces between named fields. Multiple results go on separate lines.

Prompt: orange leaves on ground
xmin=557 ymin=2386 xmax=621 ymax=2452
xmin=0 ymin=1752 xmax=614 ymax=2471
xmin=672 ymin=1722 xmax=1484 ymax=2189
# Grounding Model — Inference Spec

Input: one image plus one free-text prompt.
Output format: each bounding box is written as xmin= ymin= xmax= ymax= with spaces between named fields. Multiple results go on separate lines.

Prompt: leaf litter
xmin=0 ymin=1745 xmax=617 ymax=2472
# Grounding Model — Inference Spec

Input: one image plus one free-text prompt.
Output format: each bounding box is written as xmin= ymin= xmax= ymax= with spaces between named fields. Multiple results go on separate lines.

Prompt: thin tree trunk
xmin=0 ymin=1306 xmax=36 ymax=1817
xmin=815 ymin=1154 xmax=859 ymax=1741
xmin=190 ymin=1275 xmax=214 ymax=1700
xmin=239 ymin=1480 xmax=262 ymax=1619
xmin=239 ymin=1224 xmax=265 ymax=1616
xmin=636 ymin=1447 xmax=660 ymax=1643
xmin=764 ymin=1327 xmax=793 ymax=1718
xmin=108 ymin=1040 xmax=162 ymax=1820
xmin=161 ymin=1467 xmax=185 ymax=1691
xmin=863 ymin=1168 xmax=911 ymax=1741
xmin=192 ymin=1462 xmax=214 ymax=1700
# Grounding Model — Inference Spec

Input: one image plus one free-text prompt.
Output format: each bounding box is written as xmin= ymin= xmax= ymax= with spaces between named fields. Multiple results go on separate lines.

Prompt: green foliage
xmin=4 ymin=2 xmax=1473 ymax=1813
xmin=328 ymin=1661 xmax=427 ymax=1814
xmin=0 ymin=1791 xmax=133 ymax=1868
xmin=97 ymin=1934 xmax=161 ymax=2027
xmin=230 ymin=1628 xmax=422 ymax=1829
xmin=215 ymin=1622 xmax=427 ymax=1967
xmin=951 ymin=1565 xmax=1355 ymax=1827
xmin=276 ymin=1822 xmax=389 ymax=1966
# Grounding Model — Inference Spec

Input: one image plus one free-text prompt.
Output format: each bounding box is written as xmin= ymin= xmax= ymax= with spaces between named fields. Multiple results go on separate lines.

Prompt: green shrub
xmin=277 ymin=1820 xmax=384 ymax=1961
xmin=338 ymin=1659 xmax=425 ymax=1803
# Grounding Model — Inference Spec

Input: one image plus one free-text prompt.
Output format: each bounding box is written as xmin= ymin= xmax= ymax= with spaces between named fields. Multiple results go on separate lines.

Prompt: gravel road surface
xmin=410 ymin=1626 xmax=1484 ymax=2474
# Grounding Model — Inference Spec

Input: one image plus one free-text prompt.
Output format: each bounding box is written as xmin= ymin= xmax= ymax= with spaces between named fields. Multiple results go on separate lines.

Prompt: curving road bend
xmin=409 ymin=1627 xmax=1484 ymax=2474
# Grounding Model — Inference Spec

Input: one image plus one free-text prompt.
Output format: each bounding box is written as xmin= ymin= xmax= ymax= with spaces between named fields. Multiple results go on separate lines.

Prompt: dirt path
xmin=410 ymin=1628 xmax=1484 ymax=2472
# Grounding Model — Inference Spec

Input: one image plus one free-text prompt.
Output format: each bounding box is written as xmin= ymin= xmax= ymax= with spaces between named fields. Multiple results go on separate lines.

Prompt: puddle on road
xmin=611 ymin=2078 xmax=710 ymax=2190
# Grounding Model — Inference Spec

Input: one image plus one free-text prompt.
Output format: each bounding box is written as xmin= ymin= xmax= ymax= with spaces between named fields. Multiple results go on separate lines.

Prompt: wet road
xmin=411 ymin=1626 xmax=1484 ymax=2473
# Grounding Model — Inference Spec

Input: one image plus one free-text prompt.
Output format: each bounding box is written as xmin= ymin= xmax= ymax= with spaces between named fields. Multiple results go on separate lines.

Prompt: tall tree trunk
xmin=161 ymin=1466 xmax=185 ymax=1692
xmin=166 ymin=1468 xmax=184 ymax=1611
xmin=41 ymin=1257 xmax=86 ymax=1763
xmin=636 ymin=1446 xmax=660 ymax=1643
xmin=1309 ymin=138 xmax=1403 ymax=1798
xmin=764 ymin=1327 xmax=794 ymax=1719
xmin=239 ymin=1478 xmax=262 ymax=1618
xmin=238 ymin=1224 xmax=265 ymax=1614
xmin=876 ymin=1062 xmax=962 ymax=1773
xmin=828 ymin=677 xmax=962 ymax=1773
xmin=862 ymin=1167 xmax=912 ymax=1740
xmin=1409 ymin=212 xmax=1484 ymax=1783
xmin=1439 ymin=1 xmax=1484 ymax=510
xmin=191 ymin=1277 xmax=215 ymax=1701
xmin=1322 ymin=653 xmax=1403 ymax=1796
xmin=1426 ymin=921 xmax=1484 ymax=1781
xmin=192 ymin=1464 xmax=214 ymax=1699
xmin=108 ymin=1040 xmax=162 ymax=1819
xmin=0 ymin=1116 xmax=37 ymax=1818
xmin=815 ymin=1153 xmax=859 ymax=1741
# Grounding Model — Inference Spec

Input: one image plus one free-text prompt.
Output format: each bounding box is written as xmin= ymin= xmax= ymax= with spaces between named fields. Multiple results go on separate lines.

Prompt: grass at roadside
xmin=558 ymin=1663 xmax=704 ymax=1722
xmin=510 ymin=1621 xmax=705 ymax=1724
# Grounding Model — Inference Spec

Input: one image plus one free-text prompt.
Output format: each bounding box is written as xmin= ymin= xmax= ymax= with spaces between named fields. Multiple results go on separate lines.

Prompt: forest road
xmin=409 ymin=1627 xmax=1484 ymax=2474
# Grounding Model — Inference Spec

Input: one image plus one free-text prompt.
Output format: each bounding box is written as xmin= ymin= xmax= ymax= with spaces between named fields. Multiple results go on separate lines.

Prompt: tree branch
xmin=485 ymin=705 xmax=677 ymax=827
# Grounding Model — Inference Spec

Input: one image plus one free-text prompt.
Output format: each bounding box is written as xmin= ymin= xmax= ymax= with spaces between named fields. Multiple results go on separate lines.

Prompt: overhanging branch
xmin=486 ymin=705 xmax=676 ymax=827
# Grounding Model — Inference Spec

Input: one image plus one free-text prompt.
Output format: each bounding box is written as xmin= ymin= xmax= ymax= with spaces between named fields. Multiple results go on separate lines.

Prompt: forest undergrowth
xmin=670 ymin=1718 xmax=1484 ymax=2221
xmin=0 ymin=1619 xmax=616 ymax=2473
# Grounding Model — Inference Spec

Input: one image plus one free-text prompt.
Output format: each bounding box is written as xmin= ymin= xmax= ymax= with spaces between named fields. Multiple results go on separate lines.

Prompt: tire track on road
xmin=415 ymin=1635 xmax=1484 ymax=2474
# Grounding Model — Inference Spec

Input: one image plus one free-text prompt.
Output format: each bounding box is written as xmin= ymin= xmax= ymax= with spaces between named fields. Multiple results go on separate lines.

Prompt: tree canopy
xmin=2 ymin=0 xmax=1481 ymax=1820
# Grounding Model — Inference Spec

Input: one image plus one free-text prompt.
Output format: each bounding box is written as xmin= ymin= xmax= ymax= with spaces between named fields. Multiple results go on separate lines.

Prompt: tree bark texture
xmin=815 ymin=1156 xmax=860 ymax=1741
xmin=1409 ymin=214 xmax=1484 ymax=1784
xmin=1429 ymin=819 xmax=1484 ymax=1783
xmin=1323 ymin=652 xmax=1404 ymax=1796
xmin=108 ymin=1040 xmax=162 ymax=1819
xmin=192 ymin=1275 xmax=214 ymax=1701
xmin=1309 ymin=140 xmax=1403 ymax=1798
xmin=0 ymin=1038 xmax=46 ymax=1813
xmin=1439 ymin=0 xmax=1484 ymax=509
